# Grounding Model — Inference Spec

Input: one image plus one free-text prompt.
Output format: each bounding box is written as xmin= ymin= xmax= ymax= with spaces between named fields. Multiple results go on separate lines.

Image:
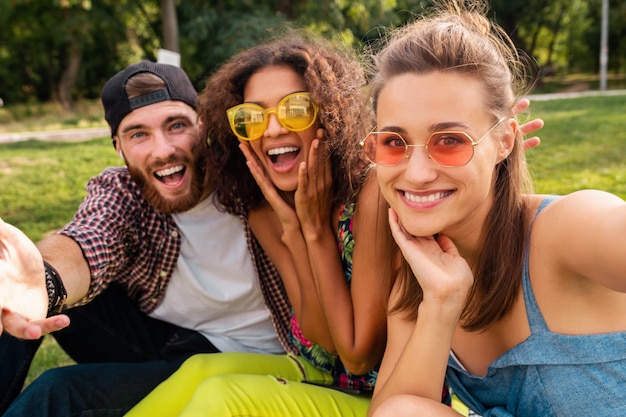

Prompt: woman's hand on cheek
xmin=388 ymin=208 xmax=473 ymax=306
xmin=295 ymin=130 xmax=334 ymax=236
xmin=239 ymin=142 xmax=269 ymax=189
xmin=239 ymin=143 xmax=298 ymax=227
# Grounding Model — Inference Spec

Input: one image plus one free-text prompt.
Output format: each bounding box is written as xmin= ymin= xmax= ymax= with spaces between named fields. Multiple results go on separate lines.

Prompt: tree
xmin=0 ymin=0 xmax=623 ymax=108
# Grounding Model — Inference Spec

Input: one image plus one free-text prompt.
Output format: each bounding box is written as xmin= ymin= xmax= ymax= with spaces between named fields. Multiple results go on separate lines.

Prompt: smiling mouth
xmin=267 ymin=146 xmax=301 ymax=167
xmin=403 ymin=190 xmax=453 ymax=203
xmin=155 ymin=164 xmax=186 ymax=185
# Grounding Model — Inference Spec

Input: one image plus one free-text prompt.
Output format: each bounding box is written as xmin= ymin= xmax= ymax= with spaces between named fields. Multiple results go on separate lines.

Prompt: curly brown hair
xmin=198 ymin=32 xmax=373 ymax=213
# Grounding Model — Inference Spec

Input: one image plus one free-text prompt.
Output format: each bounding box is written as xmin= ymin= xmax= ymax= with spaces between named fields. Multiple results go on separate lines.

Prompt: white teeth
xmin=267 ymin=147 xmax=299 ymax=156
xmin=156 ymin=165 xmax=184 ymax=177
xmin=404 ymin=191 xmax=446 ymax=203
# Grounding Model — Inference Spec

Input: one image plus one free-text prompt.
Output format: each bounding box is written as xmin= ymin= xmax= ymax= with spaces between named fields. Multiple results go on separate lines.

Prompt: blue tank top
xmin=446 ymin=196 xmax=626 ymax=416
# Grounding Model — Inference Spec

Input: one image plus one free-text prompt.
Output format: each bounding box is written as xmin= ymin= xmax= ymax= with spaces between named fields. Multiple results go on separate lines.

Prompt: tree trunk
xmin=58 ymin=37 xmax=81 ymax=113
xmin=546 ymin=2 xmax=569 ymax=66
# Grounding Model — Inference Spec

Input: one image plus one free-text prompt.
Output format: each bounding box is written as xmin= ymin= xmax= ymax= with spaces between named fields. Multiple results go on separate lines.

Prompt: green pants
xmin=126 ymin=352 xmax=371 ymax=417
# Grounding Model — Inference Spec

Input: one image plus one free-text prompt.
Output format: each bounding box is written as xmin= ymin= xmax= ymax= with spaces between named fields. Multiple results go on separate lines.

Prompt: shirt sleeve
xmin=59 ymin=167 xmax=145 ymax=306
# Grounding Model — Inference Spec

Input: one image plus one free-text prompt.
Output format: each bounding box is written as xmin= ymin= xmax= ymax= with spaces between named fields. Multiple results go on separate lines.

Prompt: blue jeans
xmin=0 ymin=285 xmax=218 ymax=417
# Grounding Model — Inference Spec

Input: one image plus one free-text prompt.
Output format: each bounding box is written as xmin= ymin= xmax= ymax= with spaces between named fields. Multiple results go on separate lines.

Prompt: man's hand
xmin=1 ymin=309 xmax=70 ymax=339
xmin=0 ymin=218 xmax=69 ymax=338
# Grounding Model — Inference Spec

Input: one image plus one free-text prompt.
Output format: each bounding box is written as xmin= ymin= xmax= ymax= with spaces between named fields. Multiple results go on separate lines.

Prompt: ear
xmin=496 ymin=118 xmax=517 ymax=163
xmin=115 ymin=140 xmax=124 ymax=160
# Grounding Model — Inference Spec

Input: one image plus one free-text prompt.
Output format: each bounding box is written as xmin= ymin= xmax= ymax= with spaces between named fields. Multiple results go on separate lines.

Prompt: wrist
xmin=44 ymin=261 xmax=67 ymax=316
xmin=419 ymin=297 xmax=465 ymax=325
xmin=301 ymin=222 xmax=334 ymax=244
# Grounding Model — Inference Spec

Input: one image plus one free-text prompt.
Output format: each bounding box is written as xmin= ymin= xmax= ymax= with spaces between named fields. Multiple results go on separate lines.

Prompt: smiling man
xmin=0 ymin=61 xmax=292 ymax=416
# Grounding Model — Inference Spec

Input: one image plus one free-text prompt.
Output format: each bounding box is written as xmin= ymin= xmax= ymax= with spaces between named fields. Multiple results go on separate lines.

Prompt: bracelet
xmin=44 ymin=261 xmax=67 ymax=316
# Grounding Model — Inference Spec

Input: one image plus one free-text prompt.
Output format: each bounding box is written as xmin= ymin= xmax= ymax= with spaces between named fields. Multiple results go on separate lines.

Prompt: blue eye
xmin=129 ymin=131 xmax=146 ymax=140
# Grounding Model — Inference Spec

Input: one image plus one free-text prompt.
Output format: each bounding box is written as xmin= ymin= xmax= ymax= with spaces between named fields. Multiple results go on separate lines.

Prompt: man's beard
xmin=128 ymin=141 xmax=208 ymax=214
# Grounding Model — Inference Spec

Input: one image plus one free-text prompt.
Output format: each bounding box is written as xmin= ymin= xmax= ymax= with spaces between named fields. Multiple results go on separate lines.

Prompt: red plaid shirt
xmin=60 ymin=167 xmax=295 ymax=353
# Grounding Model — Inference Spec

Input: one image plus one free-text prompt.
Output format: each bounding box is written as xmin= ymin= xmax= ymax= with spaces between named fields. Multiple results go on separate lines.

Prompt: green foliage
xmin=1 ymin=0 xmax=623 ymax=108
xmin=177 ymin=2 xmax=291 ymax=83
xmin=0 ymin=1 xmax=131 ymax=103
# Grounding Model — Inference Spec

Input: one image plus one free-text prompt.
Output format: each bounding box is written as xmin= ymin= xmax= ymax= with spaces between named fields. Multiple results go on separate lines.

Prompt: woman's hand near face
xmin=387 ymin=208 xmax=473 ymax=313
xmin=295 ymin=129 xmax=335 ymax=240
xmin=239 ymin=143 xmax=300 ymax=233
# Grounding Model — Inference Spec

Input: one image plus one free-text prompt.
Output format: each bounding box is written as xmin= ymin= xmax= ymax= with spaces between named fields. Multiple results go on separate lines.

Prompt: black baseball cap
xmin=101 ymin=61 xmax=197 ymax=138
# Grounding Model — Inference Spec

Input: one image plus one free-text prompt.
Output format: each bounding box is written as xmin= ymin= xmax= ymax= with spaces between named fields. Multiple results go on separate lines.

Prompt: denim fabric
xmin=447 ymin=197 xmax=626 ymax=416
xmin=1 ymin=285 xmax=218 ymax=417
xmin=0 ymin=335 xmax=43 ymax=413
xmin=3 ymin=360 xmax=186 ymax=417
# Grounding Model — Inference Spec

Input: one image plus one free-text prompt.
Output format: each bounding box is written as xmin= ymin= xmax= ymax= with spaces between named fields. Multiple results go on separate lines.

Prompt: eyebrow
xmin=245 ymin=91 xmax=307 ymax=107
xmin=119 ymin=113 xmax=194 ymax=135
xmin=379 ymin=121 xmax=471 ymax=133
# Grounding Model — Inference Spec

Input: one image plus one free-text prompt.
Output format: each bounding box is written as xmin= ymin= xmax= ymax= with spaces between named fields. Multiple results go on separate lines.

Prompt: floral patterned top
xmin=289 ymin=200 xmax=379 ymax=394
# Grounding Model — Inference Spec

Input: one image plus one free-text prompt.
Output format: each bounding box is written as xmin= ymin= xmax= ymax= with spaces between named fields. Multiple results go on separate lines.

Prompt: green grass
xmin=1 ymin=92 xmax=625 ymax=389
xmin=0 ymin=138 xmax=122 ymax=240
xmin=525 ymin=94 xmax=626 ymax=199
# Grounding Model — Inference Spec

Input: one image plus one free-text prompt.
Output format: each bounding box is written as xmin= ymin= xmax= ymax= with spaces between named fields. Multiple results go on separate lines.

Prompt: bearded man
xmin=0 ymin=61 xmax=292 ymax=416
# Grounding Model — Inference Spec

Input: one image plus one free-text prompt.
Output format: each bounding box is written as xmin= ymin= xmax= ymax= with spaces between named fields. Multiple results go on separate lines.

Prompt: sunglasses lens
xmin=363 ymin=132 xmax=407 ymax=165
xmin=229 ymin=105 xmax=267 ymax=141
xmin=279 ymin=94 xmax=317 ymax=131
xmin=227 ymin=93 xmax=317 ymax=141
xmin=428 ymin=132 xmax=473 ymax=166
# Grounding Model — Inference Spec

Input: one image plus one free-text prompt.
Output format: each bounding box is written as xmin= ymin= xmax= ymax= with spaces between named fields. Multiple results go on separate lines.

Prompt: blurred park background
xmin=0 ymin=0 xmax=625 ymax=115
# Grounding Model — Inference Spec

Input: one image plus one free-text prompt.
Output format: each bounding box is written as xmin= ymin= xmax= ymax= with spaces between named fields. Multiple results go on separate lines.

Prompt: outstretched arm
xmin=0 ymin=219 xmax=70 ymax=339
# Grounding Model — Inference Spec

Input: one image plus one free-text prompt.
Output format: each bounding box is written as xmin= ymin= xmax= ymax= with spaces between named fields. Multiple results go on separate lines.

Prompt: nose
xmin=403 ymin=144 xmax=438 ymax=183
xmin=263 ymin=112 xmax=288 ymax=138
xmin=151 ymin=130 xmax=177 ymax=158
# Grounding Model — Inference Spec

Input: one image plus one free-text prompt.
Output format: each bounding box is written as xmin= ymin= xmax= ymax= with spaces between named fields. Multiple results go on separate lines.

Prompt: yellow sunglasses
xmin=226 ymin=92 xmax=318 ymax=141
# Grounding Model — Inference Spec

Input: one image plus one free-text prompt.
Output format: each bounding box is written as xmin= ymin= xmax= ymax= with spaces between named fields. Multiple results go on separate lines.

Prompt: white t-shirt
xmin=150 ymin=196 xmax=283 ymax=354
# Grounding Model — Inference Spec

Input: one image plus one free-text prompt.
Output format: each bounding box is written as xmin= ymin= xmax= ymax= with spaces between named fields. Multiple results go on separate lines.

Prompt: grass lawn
xmin=525 ymin=94 xmax=626 ymax=199
xmin=0 ymin=91 xmax=625 ymax=389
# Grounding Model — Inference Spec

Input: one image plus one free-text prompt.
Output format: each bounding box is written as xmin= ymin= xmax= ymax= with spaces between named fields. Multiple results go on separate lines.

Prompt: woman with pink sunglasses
xmin=366 ymin=1 xmax=626 ymax=416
